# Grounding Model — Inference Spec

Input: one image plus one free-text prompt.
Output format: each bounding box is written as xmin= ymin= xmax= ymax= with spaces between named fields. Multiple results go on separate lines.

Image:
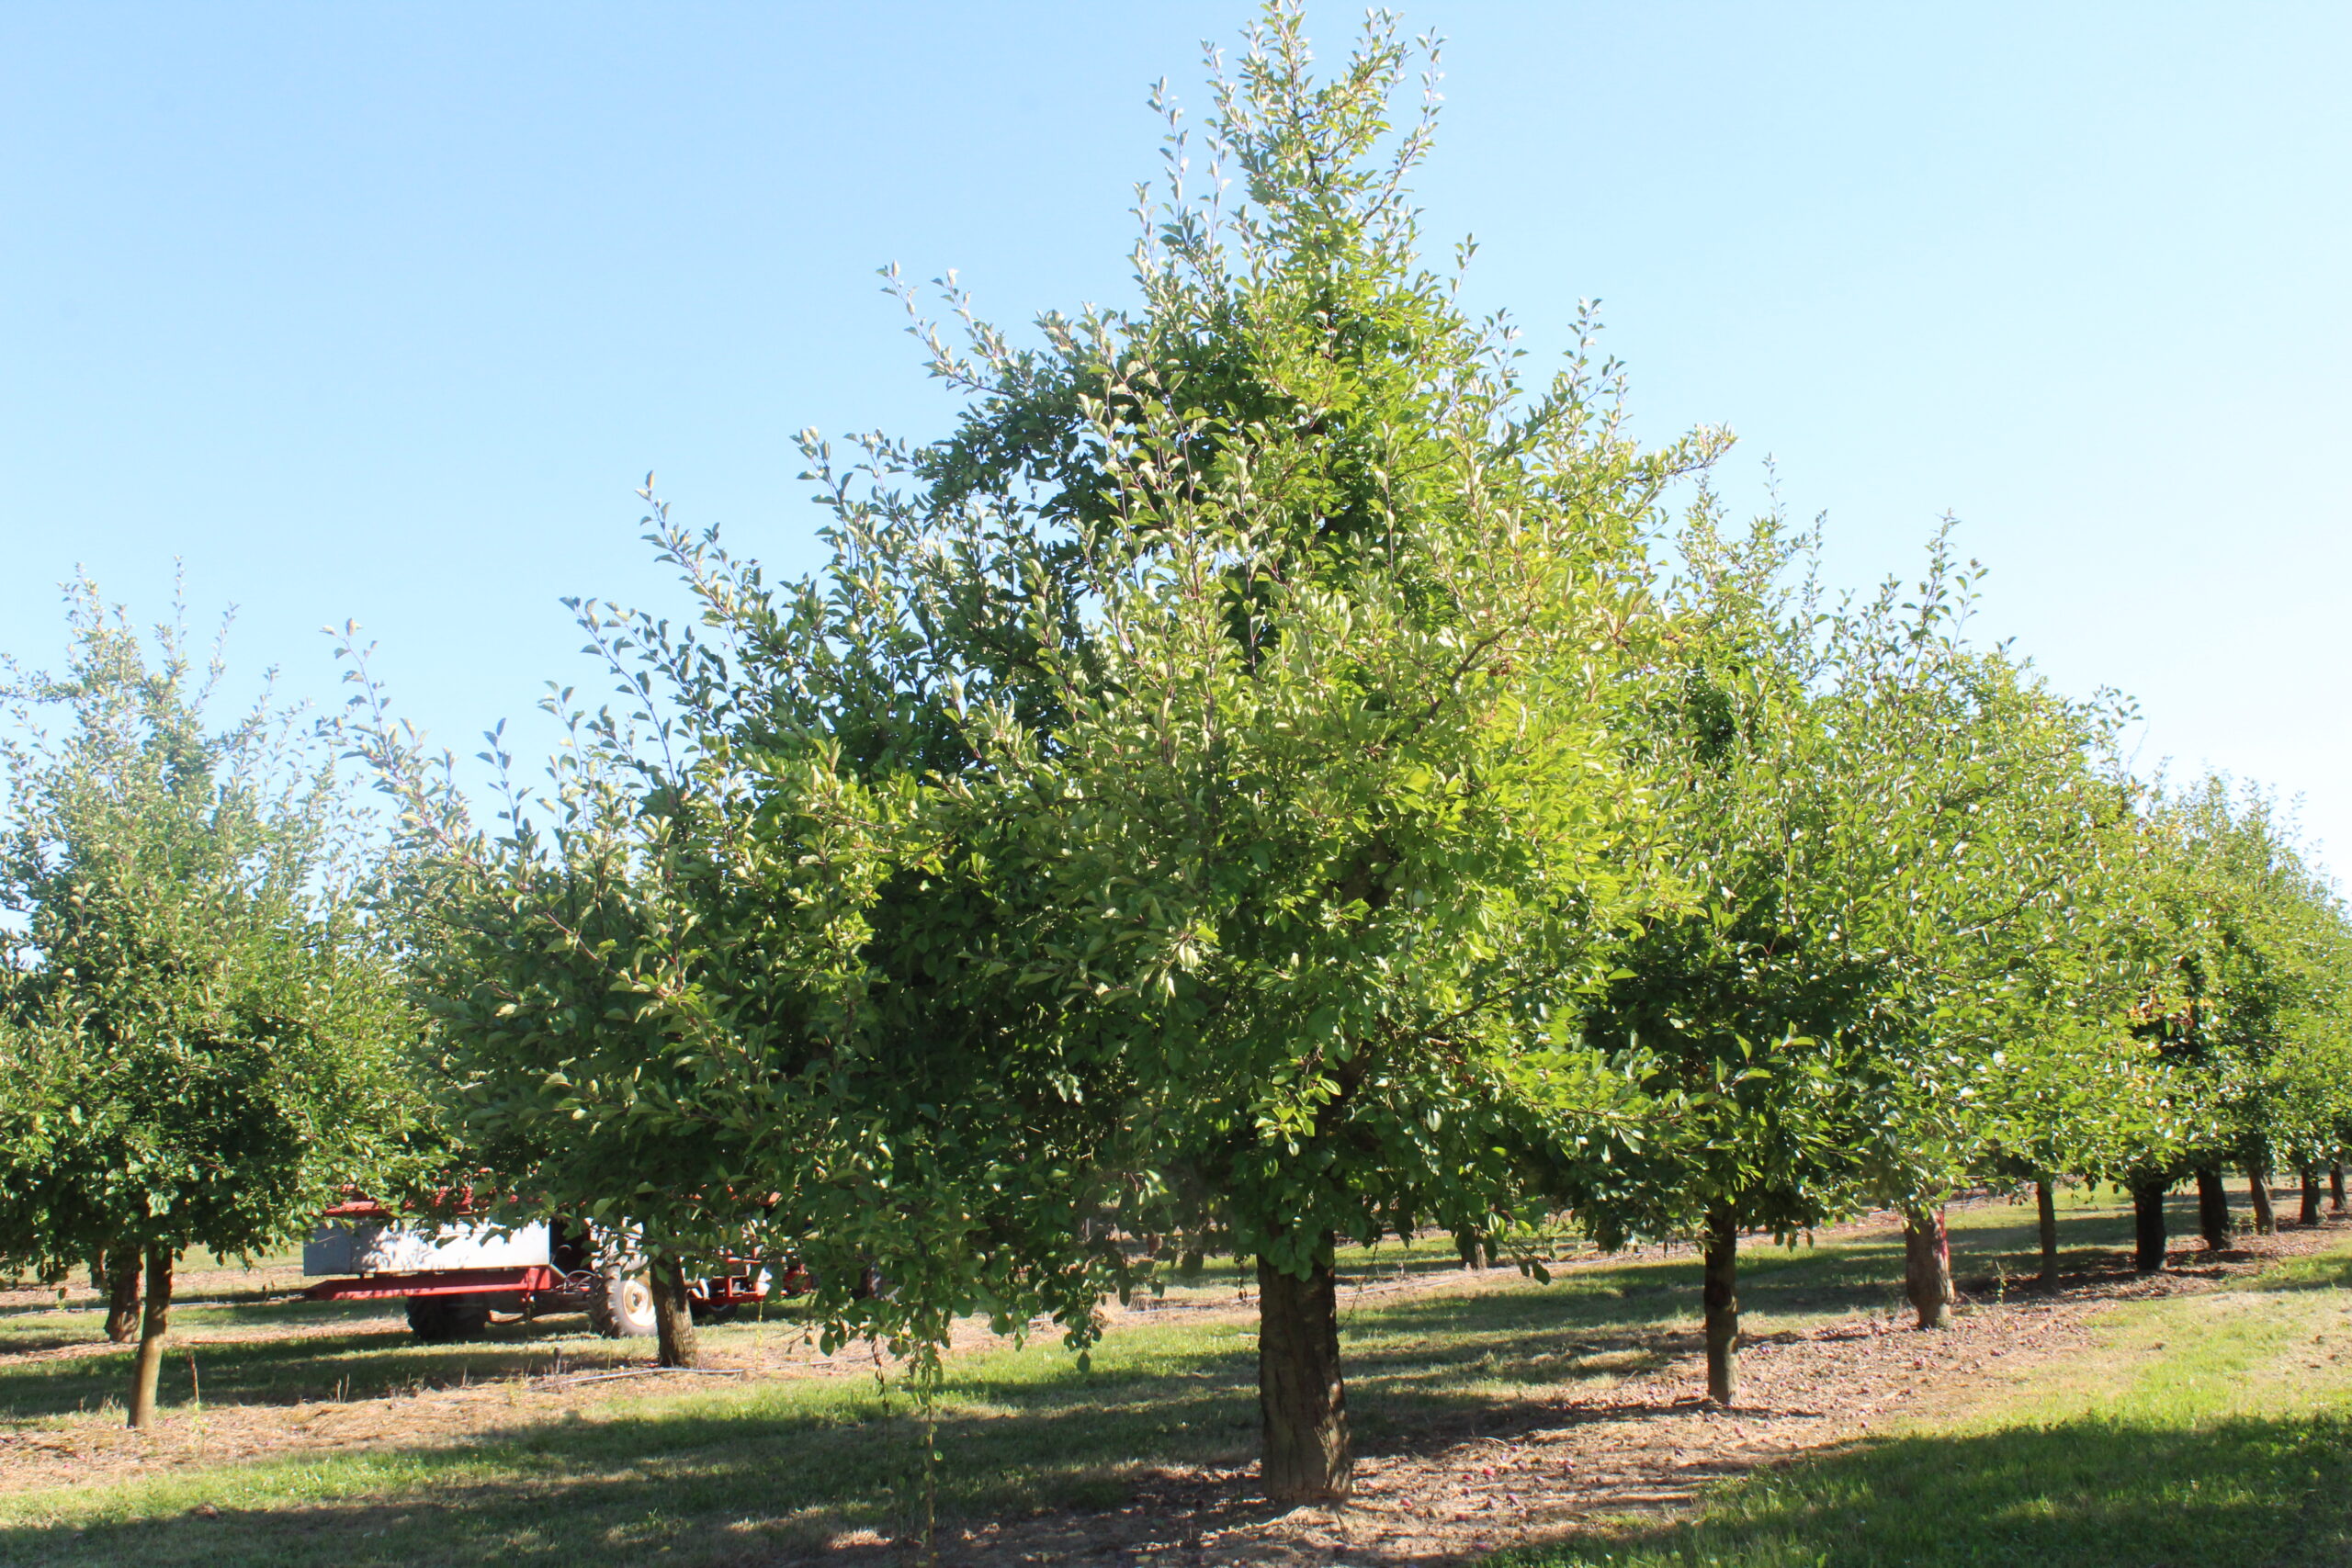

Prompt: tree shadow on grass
xmin=8 ymin=1207 xmax=2304 ymax=1567
xmin=0 ymin=1314 xmax=706 ymax=1419
xmin=24 ymin=1397 xmax=2349 ymax=1568
xmin=0 ymin=1372 xmax=1259 ymax=1566
xmin=1345 ymin=1241 xmax=1913 ymax=1358
xmin=0 ymin=1359 xmax=1692 ymax=1568
xmin=2248 ymin=1242 xmax=2352 ymax=1292
xmin=1499 ymin=1413 xmax=2352 ymax=1568
xmin=0 ymin=1299 xmax=396 ymax=1358
xmin=0 ymin=1289 xmax=1713 ymax=1567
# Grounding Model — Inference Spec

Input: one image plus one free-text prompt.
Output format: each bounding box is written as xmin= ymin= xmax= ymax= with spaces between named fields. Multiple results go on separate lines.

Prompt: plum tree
xmin=0 ymin=580 xmax=420 ymax=1427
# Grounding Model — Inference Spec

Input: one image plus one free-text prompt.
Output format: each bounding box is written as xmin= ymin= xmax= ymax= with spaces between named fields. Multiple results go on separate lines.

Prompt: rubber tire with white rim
xmin=587 ymin=1269 xmax=657 ymax=1337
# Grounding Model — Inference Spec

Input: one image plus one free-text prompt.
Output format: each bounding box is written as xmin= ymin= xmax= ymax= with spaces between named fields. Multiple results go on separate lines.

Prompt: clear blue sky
xmin=6 ymin=4 xmax=2346 ymax=863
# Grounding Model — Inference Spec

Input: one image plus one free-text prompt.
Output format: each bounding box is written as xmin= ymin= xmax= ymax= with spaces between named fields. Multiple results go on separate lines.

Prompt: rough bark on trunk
xmin=1454 ymin=1233 xmax=1484 ymax=1270
xmin=2035 ymin=1179 xmax=2059 ymax=1291
xmin=2131 ymin=1177 xmax=2168 ymax=1273
xmin=2300 ymin=1168 xmax=2323 ymax=1226
xmin=101 ymin=1243 xmax=141 ymax=1345
xmin=2246 ymin=1164 xmax=2276 ymax=1235
xmin=1702 ymin=1205 xmax=1739 ymax=1405
xmin=1257 ymin=1247 xmax=1351 ymax=1505
xmin=2334 ymin=1163 xmax=2346 ymax=1213
xmin=126 ymin=1243 xmax=173 ymax=1430
xmin=1902 ymin=1206 xmax=1953 ymax=1329
xmin=2195 ymin=1167 xmax=2232 ymax=1250
xmin=649 ymin=1258 xmax=700 ymax=1369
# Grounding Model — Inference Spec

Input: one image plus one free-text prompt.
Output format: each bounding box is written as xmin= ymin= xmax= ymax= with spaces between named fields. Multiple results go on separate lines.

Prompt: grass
xmin=1501 ymin=1226 xmax=2352 ymax=1568
xmin=0 ymin=1188 xmax=2310 ymax=1566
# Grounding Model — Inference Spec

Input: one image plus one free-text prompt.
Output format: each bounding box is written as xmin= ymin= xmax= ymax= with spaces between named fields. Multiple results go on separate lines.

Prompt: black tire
xmin=404 ymin=1294 xmax=492 ymax=1343
xmin=688 ymin=1293 xmax=739 ymax=1325
xmin=586 ymin=1269 xmax=657 ymax=1338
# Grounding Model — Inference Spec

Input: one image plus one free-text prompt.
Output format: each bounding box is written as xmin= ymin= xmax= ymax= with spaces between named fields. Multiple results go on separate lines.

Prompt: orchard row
xmin=5 ymin=6 xmax=2345 ymax=1506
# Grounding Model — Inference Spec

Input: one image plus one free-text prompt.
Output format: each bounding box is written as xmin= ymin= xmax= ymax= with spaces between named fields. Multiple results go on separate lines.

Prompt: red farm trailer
xmin=300 ymin=1199 xmax=788 ymax=1341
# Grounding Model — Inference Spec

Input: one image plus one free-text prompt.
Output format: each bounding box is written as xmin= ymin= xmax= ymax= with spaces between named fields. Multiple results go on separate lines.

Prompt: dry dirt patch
xmin=929 ymin=1216 xmax=2351 ymax=1567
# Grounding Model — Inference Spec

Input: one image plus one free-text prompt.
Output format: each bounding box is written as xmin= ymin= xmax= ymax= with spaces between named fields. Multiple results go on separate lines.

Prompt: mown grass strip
xmin=1499 ymin=1235 xmax=2352 ymax=1568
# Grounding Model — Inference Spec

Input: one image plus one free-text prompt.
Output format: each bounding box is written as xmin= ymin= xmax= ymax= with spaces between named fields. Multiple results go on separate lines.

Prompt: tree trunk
xmin=2035 ymin=1179 xmax=2059 ymax=1291
xmin=1902 ymin=1206 xmax=1953 ymax=1329
xmin=2300 ymin=1168 xmax=2323 ymax=1227
xmin=126 ymin=1243 xmax=173 ymax=1430
xmin=649 ymin=1258 xmax=700 ymax=1369
xmin=1257 ymin=1246 xmax=1351 ymax=1505
xmin=101 ymin=1243 xmax=142 ymax=1345
xmin=2131 ymin=1176 xmax=2168 ymax=1273
xmin=2246 ymin=1163 xmax=2276 ymax=1235
xmin=2333 ymin=1162 xmax=2346 ymax=1213
xmin=1454 ymin=1232 xmax=1484 ymax=1270
xmin=2195 ymin=1166 xmax=2232 ymax=1250
xmin=1702 ymin=1204 xmax=1739 ymax=1405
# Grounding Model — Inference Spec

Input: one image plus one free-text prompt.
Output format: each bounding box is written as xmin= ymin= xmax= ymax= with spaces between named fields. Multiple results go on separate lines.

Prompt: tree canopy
xmin=18 ymin=0 xmax=2342 ymax=1513
xmin=0 ymin=580 xmax=423 ymax=1427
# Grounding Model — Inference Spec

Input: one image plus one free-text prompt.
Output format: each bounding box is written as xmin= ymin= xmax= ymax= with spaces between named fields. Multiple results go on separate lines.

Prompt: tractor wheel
xmin=405 ymin=1294 xmax=492 ymax=1343
xmin=587 ymin=1269 xmax=657 ymax=1338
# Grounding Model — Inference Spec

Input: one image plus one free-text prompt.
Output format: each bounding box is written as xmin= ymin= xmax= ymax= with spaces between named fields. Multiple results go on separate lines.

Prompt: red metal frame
xmin=302 ymin=1266 xmax=563 ymax=1302
xmin=699 ymin=1273 xmax=764 ymax=1306
xmin=304 ymin=1265 xmax=793 ymax=1306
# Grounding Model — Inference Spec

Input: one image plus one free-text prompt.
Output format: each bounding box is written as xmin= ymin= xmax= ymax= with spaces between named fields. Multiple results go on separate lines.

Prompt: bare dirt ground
xmin=3 ymin=1207 xmax=2344 ymax=1565
xmin=939 ymin=1214 xmax=2352 ymax=1567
